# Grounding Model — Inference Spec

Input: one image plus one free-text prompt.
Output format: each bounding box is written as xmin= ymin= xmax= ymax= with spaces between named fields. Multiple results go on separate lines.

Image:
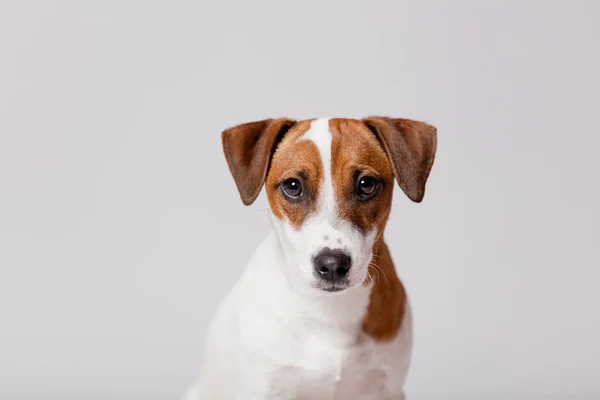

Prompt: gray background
xmin=1 ymin=1 xmax=599 ymax=399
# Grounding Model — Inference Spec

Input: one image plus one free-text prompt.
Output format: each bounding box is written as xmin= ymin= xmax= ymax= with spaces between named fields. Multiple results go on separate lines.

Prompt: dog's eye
xmin=357 ymin=176 xmax=379 ymax=200
xmin=281 ymin=178 xmax=303 ymax=199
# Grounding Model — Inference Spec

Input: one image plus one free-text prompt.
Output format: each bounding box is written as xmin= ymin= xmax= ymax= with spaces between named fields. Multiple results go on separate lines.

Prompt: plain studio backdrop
xmin=1 ymin=1 xmax=599 ymax=399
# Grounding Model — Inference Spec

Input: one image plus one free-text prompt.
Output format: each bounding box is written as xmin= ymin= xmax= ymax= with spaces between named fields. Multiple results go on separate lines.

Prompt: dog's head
xmin=222 ymin=117 xmax=437 ymax=294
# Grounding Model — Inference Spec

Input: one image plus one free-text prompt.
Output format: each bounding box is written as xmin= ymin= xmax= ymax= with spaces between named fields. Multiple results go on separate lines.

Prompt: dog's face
xmin=265 ymin=119 xmax=395 ymax=293
xmin=222 ymin=117 xmax=436 ymax=294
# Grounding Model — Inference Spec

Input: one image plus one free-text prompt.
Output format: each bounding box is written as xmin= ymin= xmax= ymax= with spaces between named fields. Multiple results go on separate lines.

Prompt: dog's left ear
xmin=363 ymin=117 xmax=437 ymax=203
xmin=222 ymin=118 xmax=296 ymax=205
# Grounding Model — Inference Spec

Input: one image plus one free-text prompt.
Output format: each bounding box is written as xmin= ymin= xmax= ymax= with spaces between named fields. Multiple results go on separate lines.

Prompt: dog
xmin=184 ymin=117 xmax=437 ymax=400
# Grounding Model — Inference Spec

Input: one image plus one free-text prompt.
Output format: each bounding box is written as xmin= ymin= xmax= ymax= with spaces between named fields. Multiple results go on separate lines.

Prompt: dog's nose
xmin=313 ymin=249 xmax=351 ymax=281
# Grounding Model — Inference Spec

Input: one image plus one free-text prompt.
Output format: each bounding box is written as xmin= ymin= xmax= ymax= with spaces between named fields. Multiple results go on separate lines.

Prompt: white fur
xmin=184 ymin=119 xmax=412 ymax=399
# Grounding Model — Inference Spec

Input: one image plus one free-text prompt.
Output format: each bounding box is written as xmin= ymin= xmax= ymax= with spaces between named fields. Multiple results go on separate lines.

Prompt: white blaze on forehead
xmin=300 ymin=118 xmax=334 ymax=214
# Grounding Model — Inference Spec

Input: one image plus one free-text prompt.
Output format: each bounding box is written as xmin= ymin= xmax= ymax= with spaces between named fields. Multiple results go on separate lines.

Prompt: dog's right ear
xmin=222 ymin=118 xmax=296 ymax=205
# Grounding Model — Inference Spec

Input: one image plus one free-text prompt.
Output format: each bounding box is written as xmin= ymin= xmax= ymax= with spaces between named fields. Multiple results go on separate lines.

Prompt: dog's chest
xmin=264 ymin=332 xmax=391 ymax=399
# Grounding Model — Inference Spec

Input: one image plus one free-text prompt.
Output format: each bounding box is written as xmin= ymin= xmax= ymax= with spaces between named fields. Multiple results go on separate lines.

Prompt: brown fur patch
xmin=329 ymin=119 xmax=395 ymax=234
xmin=266 ymin=120 xmax=322 ymax=230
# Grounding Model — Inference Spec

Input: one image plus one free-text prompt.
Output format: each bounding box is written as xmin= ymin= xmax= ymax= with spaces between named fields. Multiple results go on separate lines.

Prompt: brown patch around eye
xmin=329 ymin=119 xmax=394 ymax=234
xmin=266 ymin=121 xmax=322 ymax=230
xmin=329 ymin=118 xmax=406 ymax=342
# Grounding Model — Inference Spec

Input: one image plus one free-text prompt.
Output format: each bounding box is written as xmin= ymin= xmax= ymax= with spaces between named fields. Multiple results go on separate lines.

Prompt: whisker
xmin=368 ymin=267 xmax=380 ymax=285
xmin=365 ymin=271 xmax=373 ymax=286
xmin=368 ymin=261 xmax=388 ymax=284
xmin=375 ymin=266 xmax=382 ymax=285
xmin=369 ymin=262 xmax=387 ymax=283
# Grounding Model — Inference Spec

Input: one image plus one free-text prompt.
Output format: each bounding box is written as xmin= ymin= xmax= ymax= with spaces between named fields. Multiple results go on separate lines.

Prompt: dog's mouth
xmin=323 ymin=286 xmax=345 ymax=292
xmin=315 ymin=279 xmax=350 ymax=293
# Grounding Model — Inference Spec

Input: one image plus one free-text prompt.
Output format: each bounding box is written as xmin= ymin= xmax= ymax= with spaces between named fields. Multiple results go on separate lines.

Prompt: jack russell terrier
xmin=184 ymin=117 xmax=437 ymax=400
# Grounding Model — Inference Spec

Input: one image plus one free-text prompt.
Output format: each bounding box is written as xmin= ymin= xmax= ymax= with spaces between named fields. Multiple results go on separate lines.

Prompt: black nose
xmin=313 ymin=249 xmax=352 ymax=281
